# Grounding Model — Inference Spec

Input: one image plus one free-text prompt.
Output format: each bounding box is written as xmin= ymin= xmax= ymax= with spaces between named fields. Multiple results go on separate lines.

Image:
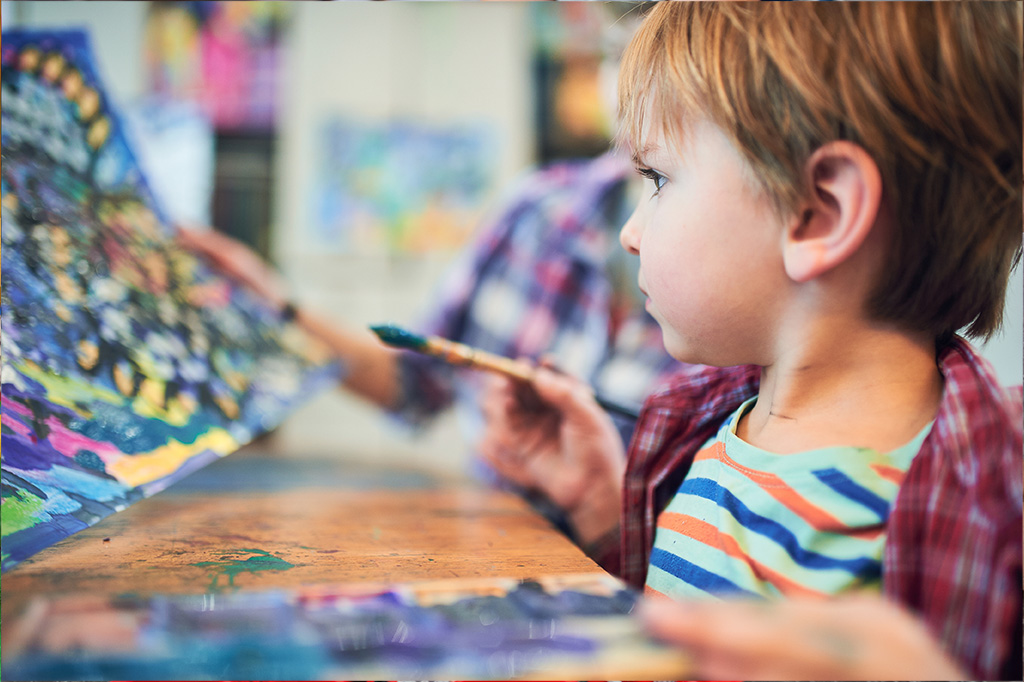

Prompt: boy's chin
xmin=663 ymin=336 xmax=709 ymax=366
xmin=664 ymin=335 xmax=751 ymax=369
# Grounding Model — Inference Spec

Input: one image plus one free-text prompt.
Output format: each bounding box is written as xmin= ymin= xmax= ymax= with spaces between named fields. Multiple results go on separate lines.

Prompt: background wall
xmin=272 ymin=2 xmax=533 ymax=472
xmin=6 ymin=0 xmax=1022 ymax=477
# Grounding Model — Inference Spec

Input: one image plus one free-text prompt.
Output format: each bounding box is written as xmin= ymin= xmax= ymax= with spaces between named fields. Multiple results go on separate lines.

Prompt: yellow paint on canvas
xmin=106 ymin=428 xmax=239 ymax=488
xmin=16 ymin=359 xmax=124 ymax=412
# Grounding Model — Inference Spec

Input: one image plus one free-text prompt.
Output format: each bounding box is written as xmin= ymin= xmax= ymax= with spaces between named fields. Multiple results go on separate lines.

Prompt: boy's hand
xmin=177 ymin=225 xmax=289 ymax=309
xmin=640 ymin=593 xmax=967 ymax=681
xmin=478 ymin=366 xmax=625 ymax=545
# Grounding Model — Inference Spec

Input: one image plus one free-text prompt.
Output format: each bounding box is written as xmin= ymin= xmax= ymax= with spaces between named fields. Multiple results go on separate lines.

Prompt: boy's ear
xmin=783 ymin=141 xmax=883 ymax=283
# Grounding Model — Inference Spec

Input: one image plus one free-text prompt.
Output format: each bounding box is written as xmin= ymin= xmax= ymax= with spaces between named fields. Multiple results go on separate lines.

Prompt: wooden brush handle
xmin=424 ymin=335 xmax=639 ymax=419
xmin=425 ymin=337 xmax=535 ymax=382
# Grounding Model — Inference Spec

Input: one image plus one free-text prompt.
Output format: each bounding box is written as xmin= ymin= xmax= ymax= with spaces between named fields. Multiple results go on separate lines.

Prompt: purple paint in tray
xmin=2 ymin=574 xmax=689 ymax=680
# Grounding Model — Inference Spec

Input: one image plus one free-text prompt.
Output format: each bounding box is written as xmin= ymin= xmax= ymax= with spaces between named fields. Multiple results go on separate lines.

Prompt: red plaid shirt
xmin=592 ymin=337 xmax=1022 ymax=680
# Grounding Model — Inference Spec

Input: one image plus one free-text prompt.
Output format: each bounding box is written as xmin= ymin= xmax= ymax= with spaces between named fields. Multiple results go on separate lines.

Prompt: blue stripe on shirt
xmin=812 ymin=467 xmax=891 ymax=521
xmin=679 ymin=477 xmax=883 ymax=577
xmin=649 ymin=547 xmax=763 ymax=598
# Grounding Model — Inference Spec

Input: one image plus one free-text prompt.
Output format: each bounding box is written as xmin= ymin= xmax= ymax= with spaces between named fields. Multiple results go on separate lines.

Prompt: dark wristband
xmin=281 ymin=301 xmax=299 ymax=322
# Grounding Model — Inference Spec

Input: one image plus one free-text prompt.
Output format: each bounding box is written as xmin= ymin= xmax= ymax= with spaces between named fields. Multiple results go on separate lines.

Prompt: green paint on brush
xmin=192 ymin=548 xmax=295 ymax=593
xmin=369 ymin=324 xmax=429 ymax=351
xmin=1 ymin=490 xmax=47 ymax=537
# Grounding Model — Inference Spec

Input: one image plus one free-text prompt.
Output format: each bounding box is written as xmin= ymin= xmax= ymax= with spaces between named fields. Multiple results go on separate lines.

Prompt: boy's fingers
xmin=640 ymin=596 xmax=932 ymax=681
xmin=481 ymin=375 xmax=537 ymax=444
xmin=480 ymin=373 xmax=511 ymax=409
xmin=532 ymin=366 xmax=601 ymax=421
xmin=531 ymin=366 xmax=580 ymax=404
xmin=478 ymin=422 xmax=537 ymax=487
xmin=640 ymin=598 xmax=783 ymax=657
xmin=537 ymin=354 xmax=561 ymax=371
xmin=640 ymin=599 xmax=805 ymax=679
xmin=512 ymin=377 xmax=547 ymax=414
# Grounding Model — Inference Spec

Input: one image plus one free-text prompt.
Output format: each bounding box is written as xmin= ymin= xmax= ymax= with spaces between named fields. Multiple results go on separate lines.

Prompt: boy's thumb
xmin=532 ymin=366 xmax=594 ymax=416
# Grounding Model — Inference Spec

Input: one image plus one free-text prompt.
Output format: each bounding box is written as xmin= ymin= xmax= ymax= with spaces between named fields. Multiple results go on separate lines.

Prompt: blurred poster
xmin=530 ymin=2 xmax=641 ymax=163
xmin=312 ymin=119 xmax=496 ymax=255
xmin=143 ymin=1 xmax=289 ymax=132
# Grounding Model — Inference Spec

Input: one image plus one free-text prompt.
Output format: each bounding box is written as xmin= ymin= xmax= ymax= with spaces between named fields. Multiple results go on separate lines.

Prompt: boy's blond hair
xmin=618 ymin=2 xmax=1022 ymax=342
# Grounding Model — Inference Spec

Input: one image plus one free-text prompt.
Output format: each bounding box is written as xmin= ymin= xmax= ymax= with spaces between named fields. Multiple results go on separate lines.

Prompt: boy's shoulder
xmin=887 ymin=338 xmax=1021 ymax=682
xmin=922 ymin=338 xmax=1022 ymax=499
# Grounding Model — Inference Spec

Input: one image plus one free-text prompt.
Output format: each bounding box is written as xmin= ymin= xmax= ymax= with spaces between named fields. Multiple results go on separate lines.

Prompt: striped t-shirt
xmin=645 ymin=398 xmax=931 ymax=600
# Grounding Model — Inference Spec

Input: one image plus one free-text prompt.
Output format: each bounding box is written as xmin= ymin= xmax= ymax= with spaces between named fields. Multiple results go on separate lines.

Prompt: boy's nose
xmin=619 ymin=202 xmax=644 ymax=256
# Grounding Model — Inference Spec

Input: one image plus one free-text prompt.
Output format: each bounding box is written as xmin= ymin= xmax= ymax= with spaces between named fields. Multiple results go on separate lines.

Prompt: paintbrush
xmin=370 ymin=323 xmax=640 ymax=420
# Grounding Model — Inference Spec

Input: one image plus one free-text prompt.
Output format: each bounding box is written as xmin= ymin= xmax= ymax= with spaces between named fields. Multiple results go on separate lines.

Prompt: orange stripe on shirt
xmin=644 ymin=583 xmax=672 ymax=600
xmin=697 ymin=442 xmax=883 ymax=541
xmin=870 ymin=462 xmax=906 ymax=485
xmin=658 ymin=511 xmax=827 ymax=599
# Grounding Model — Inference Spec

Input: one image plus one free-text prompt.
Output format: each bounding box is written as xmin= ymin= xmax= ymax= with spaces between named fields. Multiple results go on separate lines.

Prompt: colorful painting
xmin=530 ymin=2 xmax=639 ymax=163
xmin=143 ymin=1 xmax=290 ymax=132
xmin=312 ymin=119 xmax=496 ymax=254
xmin=0 ymin=30 xmax=342 ymax=573
xmin=1 ymin=574 xmax=690 ymax=680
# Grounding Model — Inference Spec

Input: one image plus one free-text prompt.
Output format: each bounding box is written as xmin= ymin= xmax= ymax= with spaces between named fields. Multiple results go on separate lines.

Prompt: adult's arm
xmin=177 ymin=226 xmax=401 ymax=409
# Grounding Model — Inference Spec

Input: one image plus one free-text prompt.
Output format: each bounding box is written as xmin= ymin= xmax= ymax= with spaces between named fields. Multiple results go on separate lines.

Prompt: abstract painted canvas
xmin=0 ymin=30 xmax=342 ymax=572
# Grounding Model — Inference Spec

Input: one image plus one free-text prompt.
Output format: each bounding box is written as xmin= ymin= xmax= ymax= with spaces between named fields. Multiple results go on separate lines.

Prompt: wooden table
xmin=1 ymin=450 xmax=691 ymax=680
xmin=1 ymin=449 xmax=601 ymax=601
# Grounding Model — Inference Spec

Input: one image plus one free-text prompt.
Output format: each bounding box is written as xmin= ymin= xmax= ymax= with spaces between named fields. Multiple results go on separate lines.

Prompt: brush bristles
xmin=369 ymin=324 xmax=429 ymax=351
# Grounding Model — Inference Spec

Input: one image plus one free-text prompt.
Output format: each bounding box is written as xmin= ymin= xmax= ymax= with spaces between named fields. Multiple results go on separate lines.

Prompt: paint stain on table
xmin=191 ymin=548 xmax=295 ymax=593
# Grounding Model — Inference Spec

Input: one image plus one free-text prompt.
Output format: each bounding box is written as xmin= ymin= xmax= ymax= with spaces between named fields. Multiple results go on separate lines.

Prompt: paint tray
xmin=1 ymin=572 xmax=691 ymax=680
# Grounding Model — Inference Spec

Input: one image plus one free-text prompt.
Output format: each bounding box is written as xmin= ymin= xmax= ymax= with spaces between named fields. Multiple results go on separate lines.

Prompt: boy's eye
xmin=637 ymin=167 xmax=667 ymax=196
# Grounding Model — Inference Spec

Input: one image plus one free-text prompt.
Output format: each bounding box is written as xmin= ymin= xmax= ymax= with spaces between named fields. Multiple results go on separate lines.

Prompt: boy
xmin=478 ymin=3 xmax=1022 ymax=680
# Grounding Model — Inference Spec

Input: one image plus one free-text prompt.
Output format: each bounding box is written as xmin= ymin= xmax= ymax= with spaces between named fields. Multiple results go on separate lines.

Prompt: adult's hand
xmin=177 ymin=225 xmax=289 ymax=309
xmin=478 ymin=366 xmax=625 ymax=545
xmin=178 ymin=225 xmax=404 ymax=408
xmin=639 ymin=592 xmax=967 ymax=681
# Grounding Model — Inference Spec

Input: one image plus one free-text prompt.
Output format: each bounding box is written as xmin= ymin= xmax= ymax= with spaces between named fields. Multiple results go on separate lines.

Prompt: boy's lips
xmin=639 ymin=285 xmax=653 ymax=312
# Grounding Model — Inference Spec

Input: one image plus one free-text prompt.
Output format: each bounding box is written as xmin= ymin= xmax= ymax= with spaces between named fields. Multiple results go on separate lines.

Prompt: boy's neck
xmin=737 ymin=321 xmax=943 ymax=455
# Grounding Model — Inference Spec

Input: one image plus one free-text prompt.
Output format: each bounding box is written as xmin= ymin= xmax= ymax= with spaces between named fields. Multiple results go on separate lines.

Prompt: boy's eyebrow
xmin=631 ymin=144 xmax=659 ymax=167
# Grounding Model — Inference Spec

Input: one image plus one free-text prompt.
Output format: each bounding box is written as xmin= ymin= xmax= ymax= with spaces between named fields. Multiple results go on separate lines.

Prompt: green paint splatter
xmin=1 ymin=490 xmax=47 ymax=537
xmin=191 ymin=548 xmax=294 ymax=593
